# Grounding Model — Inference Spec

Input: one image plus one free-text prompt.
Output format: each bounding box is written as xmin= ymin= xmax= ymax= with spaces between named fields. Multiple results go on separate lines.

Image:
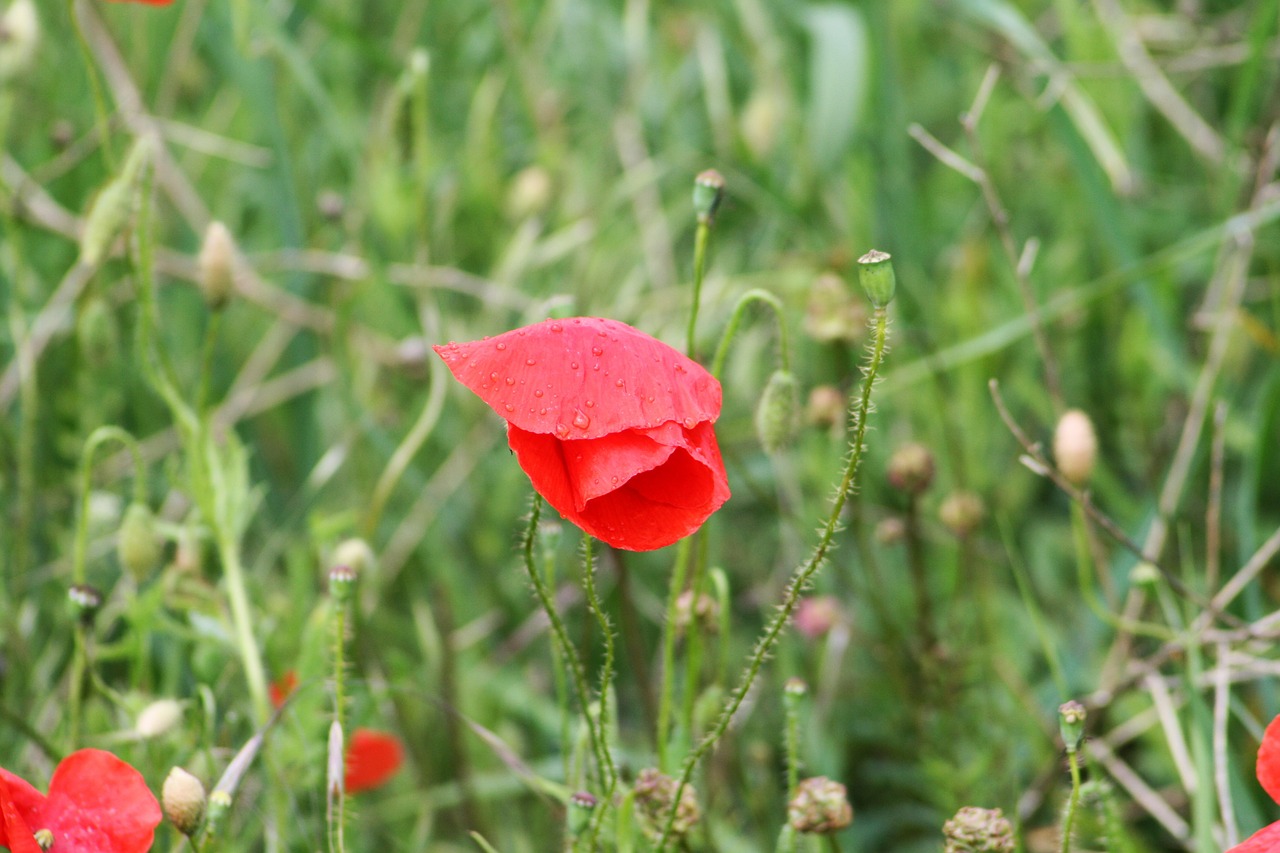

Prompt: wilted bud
xmin=755 ymin=370 xmax=800 ymax=454
xmin=198 ymin=221 xmax=238 ymax=310
xmin=692 ymin=169 xmax=724 ymax=224
xmin=856 ymin=249 xmax=895 ymax=309
xmin=794 ymin=596 xmax=842 ymax=640
xmin=567 ymin=791 xmax=597 ymax=837
xmin=788 ymin=776 xmax=853 ymax=834
xmin=118 ymin=502 xmax=162 ymax=581
xmin=942 ymin=806 xmax=1015 ymax=852
xmin=79 ymin=137 xmax=154 ymax=266
xmin=939 ymin=491 xmax=985 ymax=538
xmin=634 ymin=768 xmax=701 ymax=841
xmin=1053 ymin=409 xmax=1097 ymax=486
xmin=806 ymin=385 xmax=844 ymax=430
xmin=328 ymin=564 xmax=357 ymax=604
xmin=67 ymin=584 xmax=103 ymax=627
xmin=136 ymin=698 xmax=183 ymax=738
xmin=674 ymin=589 xmax=719 ymax=636
xmin=804 ymin=273 xmax=867 ymax=343
xmin=332 ymin=538 xmax=375 ymax=577
xmin=887 ymin=442 xmax=935 ymax=496
xmin=0 ymin=0 xmax=39 ymax=83
xmin=506 ymin=165 xmax=553 ymax=220
xmin=1058 ymin=700 xmax=1087 ymax=751
xmin=162 ymin=767 xmax=207 ymax=836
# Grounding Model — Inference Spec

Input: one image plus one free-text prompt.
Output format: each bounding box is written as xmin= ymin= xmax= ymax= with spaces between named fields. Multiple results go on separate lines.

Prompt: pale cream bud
xmin=136 ymin=698 xmax=183 ymax=738
xmin=162 ymin=767 xmax=207 ymax=836
xmin=1053 ymin=408 xmax=1098 ymax=486
xmin=198 ymin=221 xmax=238 ymax=310
xmin=0 ymin=0 xmax=39 ymax=82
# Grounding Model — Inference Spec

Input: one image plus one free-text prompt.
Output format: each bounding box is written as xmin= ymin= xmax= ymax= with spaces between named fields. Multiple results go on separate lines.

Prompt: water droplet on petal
xmin=534 ymin=389 xmax=544 ymax=398
xmin=585 ymin=399 xmax=595 ymax=408
xmin=504 ymin=404 xmax=515 ymax=413
xmin=526 ymin=358 xmax=536 ymax=366
xmin=555 ymin=423 xmax=570 ymax=438
xmin=506 ymin=377 xmax=516 ymax=386
xmin=570 ymin=362 xmax=579 ymax=370
xmin=489 ymin=372 xmax=500 ymax=382
xmin=683 ymin=417 xmax=696 ymax=429
xmin=572 ymin=410 xmax=591 ymax=430
xmin=550 ymin=323 xmax=563 ymax=332
xmin=539 ymin=408 xmax=547 ymax=415
xmin=647 ymin=395 xmax=655 ymax=403
xmin=615 ymin=379 xmax=625 ymax=388
xmin=592 ymin=346 xmax=603 ymax=356
xmin=495 ymin=342 xmax=507 ymax=351
xmin=610 ymin=476 xmax=619 ymax=485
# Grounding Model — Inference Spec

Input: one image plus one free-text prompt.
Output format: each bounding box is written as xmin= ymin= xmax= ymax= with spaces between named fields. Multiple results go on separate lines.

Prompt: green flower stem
xmin=710 ymin=288 xmax=790 ymax=380
xmin=686 ymin=218 xmax=710 ymax=357
xmin=1061 ymin=745 xmax=1083 ymax=853
xmin=330 ymin=597 xmax=349 ymax=853
xmin=521 ymin=498 xmax=611 ymax=799
xmin=196 ymin=310 xmax=223 ymax=419
xmin=658 ymin=307 xmax=891 ymax=851
xmin=580 ymin=536 xmax=618 ymax=845
xmin=656 ymin=536 xmax=693 ymax=771
xmin=72 ymin=425 xmax=146 ymax=585
xmin=67 ymin=0 xmax=117 ymax=171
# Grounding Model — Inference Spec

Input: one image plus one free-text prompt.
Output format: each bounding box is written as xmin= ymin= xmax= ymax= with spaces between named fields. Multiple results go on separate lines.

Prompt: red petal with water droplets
xmin=1229 ymin=821 xmax=1280 ymax=852
xmin=40 ymin=750 xmax=161 ymax=853
xmin=0 ymin=771 xmax=43 ymax=853
xmin=508 ymin=420 xmax=730 ymax=551
xmin=345 ymin=729 xmax=404 ymax=794
xmin=433 ymin=317 xmax=721 ymax=439
xmin=1259 ymin=715 xmax=1280 ymax=805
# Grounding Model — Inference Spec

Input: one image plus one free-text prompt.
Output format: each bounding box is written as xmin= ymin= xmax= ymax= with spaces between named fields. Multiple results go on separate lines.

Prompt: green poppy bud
xmin=692 ymin=169 xmax=725 ymax=224
xmin=856 ymin=249 xmax=895 ymax=308
xmin=117 ymin=502 xmax=162 ymax=581
xmin=755 ymin=369 xmax=801 ymax=454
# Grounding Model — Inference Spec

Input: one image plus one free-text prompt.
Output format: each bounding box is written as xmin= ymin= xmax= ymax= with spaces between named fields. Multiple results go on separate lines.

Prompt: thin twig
xmin=1214 ymin=641 xmax=1239 ymax=848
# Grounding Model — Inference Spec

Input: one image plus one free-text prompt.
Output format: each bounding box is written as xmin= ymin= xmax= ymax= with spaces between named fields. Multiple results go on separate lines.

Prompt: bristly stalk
xmin=328 ymin=565 xmax=356 ymax=853
xmin=1058 ymin=701 xmax=1087 ymax=853
xmin=658 ymin=281 xmax=892 ymax=850
xmin=579 ymin=536 xmax=618 ymax=846
xmin=656 ymin=535 xmax=693 ymax=771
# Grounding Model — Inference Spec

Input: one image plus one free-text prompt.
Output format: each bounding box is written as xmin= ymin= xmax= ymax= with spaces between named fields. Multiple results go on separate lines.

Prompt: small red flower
xmin=0 ymin=749 xmax=161 ymax=853
xmin=1231 ymin=715 xmax=1280 ymax=852
xmin=434 ymin=317 xmax=731 ymax=551
xmin=344 ymin=729 xmax=404 ymax=794
xmin=269 ymin=670 xmax=298 ymax=709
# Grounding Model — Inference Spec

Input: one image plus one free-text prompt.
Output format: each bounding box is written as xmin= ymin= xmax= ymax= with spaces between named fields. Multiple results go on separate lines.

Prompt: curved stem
xmin=658 ymin=308 xmax=890 ymax=850
xmin=73 ymin=425 xmax=147 ymax=586
xmin=710 ymin=288 xmax=789 ymax=380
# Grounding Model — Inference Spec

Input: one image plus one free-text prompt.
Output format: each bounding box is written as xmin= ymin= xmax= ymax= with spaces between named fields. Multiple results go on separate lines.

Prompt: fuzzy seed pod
xmin=887 ymin=442 xmax=935 ymax=496
xmin=1053 ymin=409 xmax=1098 ymax=486
xmin=692 ymin=169 xmax=724 ymax=224
xmin=0 ymin=0 xmax=39 ymax=83
xmin=856 ymin=249 xmax=895 ymax=308
xmin=117 ymin=502 xmax=162 ymax=581
xmin=755 ymin=369 xmax=801 ymax=454
xmin=136 ymin=698 xmax=183 ymax=738
xmin=942 ymin=806 xmax=1015 ymax=852
xmin=788 ymin=776 xmax=853 ymax=834
xmin=328 ymin=564 xmax=357 ymax=604
xmin=634 ymin=768 xmax=701 ymax=841
xmin=162 ymin=767 xmax=206 ymax=836
xmin=198 ymin=221 xmax=238 ymax=310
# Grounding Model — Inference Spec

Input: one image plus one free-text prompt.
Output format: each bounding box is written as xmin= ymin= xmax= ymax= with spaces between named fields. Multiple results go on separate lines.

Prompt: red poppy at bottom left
xmin=0 ymin=749 xmax=161 ymax=853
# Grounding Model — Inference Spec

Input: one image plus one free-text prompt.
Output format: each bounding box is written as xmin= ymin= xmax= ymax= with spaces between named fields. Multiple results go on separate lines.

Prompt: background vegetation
xmin=1 ymin=0 xmax=1278 ymax=850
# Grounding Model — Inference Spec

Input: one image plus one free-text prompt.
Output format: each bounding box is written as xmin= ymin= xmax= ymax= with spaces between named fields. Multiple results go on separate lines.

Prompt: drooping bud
xmin=788 ymin=776 xmax=853 ymax=834
xmin=1058 ymin=700 xmax=1087 ymax=752
xmin=939 ymin=491 xmax=985 ymax=538
xmin=856 ymin=249 xmax=896 ymax=309
xmin=942 ymin=806 xmax=1016 ymax=852
xmin=67 ymin=584 xmax=103 ymax=627
xmin=117 ymin=502 xmax=162 ymax=581
xmin=692 ymin=169 xmax=725 ymax=224
xmin=0 ymin=0 xmax=39 ymax=83
xmin=755 ymin=369 xmax=801 ymax=454
xmin=136 ymin=698 xmax=184 ymax=738
xmin=162 ymin=767 xmax=207 ymax=837
xmin=328 ymin=564 xmax=357 ymax=604
xmin=634 ymin=768 xmax=701 ymax=841
xmin=1053 ymin=409 xmax=1098 ymax=486
xmin=78 ymin=137 xmax=155 ymax=267
xmin=887 ymin=442 xmax=935 ymax=496
xmin=197 ymin=221 xmax=238 ymax=310
xmin=875 ymin=516 xmax=906 ymax=545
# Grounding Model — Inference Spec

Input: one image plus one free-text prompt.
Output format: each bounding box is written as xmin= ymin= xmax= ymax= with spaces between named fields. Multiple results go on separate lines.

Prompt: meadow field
xmin=1 ymin=0 xmax=1279 ymax=851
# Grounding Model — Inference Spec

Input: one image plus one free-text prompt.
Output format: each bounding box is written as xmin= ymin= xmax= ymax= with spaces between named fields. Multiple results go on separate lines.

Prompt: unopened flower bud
xmin=162 ymin=767 xmax=207 ymax=836
xmin=804 ymin=273 xmax=867 ymax=343
xmin=0 ymin=0 xmax=39 ymax=83
xmin=856 ymin=249 xmax=895 ymax=308
xmin=136 ymin=698 xmax=183 ymax=738
xmin=794 ymin=596 xmax=842 ymax=640
xmin=788 ymin=776 xmax=853 ymax=834
xmin=634 ymin=768 xmax=701 ymax=841
xmin=740 ymin=87 xmax=783 ymax=159
xmin=942 ymin=806 xmax=1015 ymax=852
xmin=887 ymin=442 xmax=935 ymax=495
xmin=203 ymin=789 xmax=231 ymax=837
xmin=332 ymin=538 xmax=375 ymax=577
xmin=79 ymin=137 xmax=154 ymax=267
xmin=118 ymin=502 xmax=162 ymax=581
xmin=939 ymin=491 xmax=985 ymax=538
xmin=806 ymin=385 xmax=844 ymax=430
xmin=674 ymin=589 xmax=719 ymax=636
xmin=67 ymin=584 xmax=103 ymax=626
xmin=755 ymin=369 xmax=801 ymax=454
xmin=316 ymin=189 xmax=345 ymax=221
xmin=198 ymin=221 xmax=238 ymax=310
xmin=1053 ymin=409 xmax=1098 ymax=486
xmin=328 ymin=564 xmax=357 ymax=603
xmin=875 ymin=516 xmax=906 ymax=545
xmin=567 ymin=791 xmax=597 ymax=837
xmin=1058 ymin=700 xmax=1087 ymax=751
xmin=692 ymin=169 xmax=724 ymax=224
xmin=783 ymin=677 xmax=809 ymax=709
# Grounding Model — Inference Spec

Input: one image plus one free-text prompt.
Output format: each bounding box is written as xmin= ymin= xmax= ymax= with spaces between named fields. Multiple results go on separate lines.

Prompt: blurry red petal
xmin=0 ymin=772 xmax=43 ymax=853
xmin=270 ymin=671 xmax=298 ymax=709
xmin=345 ymin=729 xmax=403 ymax=794
xmin=1260 ymin=715 xmax=1280 ymax=804
xmin=1229 ymin=820 xmax=1280 ymax=852
xmin=434 ymin=318 xmax=721 ymax=438
xmin=41 ymin=750 xmax=160 ymax=853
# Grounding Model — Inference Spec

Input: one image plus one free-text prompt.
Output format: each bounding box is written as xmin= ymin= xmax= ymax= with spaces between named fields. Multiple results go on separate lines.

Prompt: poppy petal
xmin=1229 ymin=820 xmax=1280 ymax=852
xmin=0 ymin=772 xmax=43 ymax=853
xmin=434 ymin=318 xmax=721 ymax=439
xmin=345 ymin=729 xmax=404 ymax=794
xmin=40 ymin=750 xmax=161 ymax=853
xmin=1261 ymin=715 xmax=1280 ymax=805
xmin=270 ymin=670 xmax=299 ymax=709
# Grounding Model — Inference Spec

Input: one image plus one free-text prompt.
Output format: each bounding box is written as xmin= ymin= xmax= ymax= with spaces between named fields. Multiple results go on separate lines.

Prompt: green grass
xmin=1 ymin=0 xmax=1279 ymax=851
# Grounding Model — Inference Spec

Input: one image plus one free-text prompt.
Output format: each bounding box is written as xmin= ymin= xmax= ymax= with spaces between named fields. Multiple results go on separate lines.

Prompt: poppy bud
xmin=67 ymin=583 xmax=103 ymax=626
xmin=938 ymin=491 xmax=985 ymax=538
xmin=136 ymin=698 xmax=183 ymax=738
xmin=567 ymin=791 xmax=597 ymax=837
xmin=118 ymin=502 xmax=162 ymax=581
xmin=162 ymin=767 xmax=206 ymax=836
xmin=33 ymin=828 xmax=53 ymax=851
xmin=328 ymin=564 xmax=357 ymax=604
xmin=332 ymin=538 xmax=375 ymax=577
xmin=806 ymin=385 xmax=844 ymax=430
xmin=942 ymin=806 xmax=1015 ymax=852
xmin=203 ymin=789 xmax=232 ymax=837
xmin=755 ymin=370 xmax=800 ymax=454
xmin=692 ymin=169 xmax=724 ymax=224
xmin=316 ymin=189 xmax=345 ymax=221
xmin=0 ymin=0 xmax=38 ymax=83
xmin=875 ymin=516 xmax=906 ymax=545
xmin=887 ymin=442 xmax=935 ymax=495
xmin=1053 ymin=409 xmax=1098 ymax=486
xmin=674 ymin=589 xmax=719 ymax=636
xmin=788 ymin=776 xmax=853 ymax=834
xmin=856 ymin=249 xmax=896 ymax=309
xmin=197 ymin=221 xmax=238 ymax=310
xmin=78 ymin=137 xmax=154 ymax=267
xmin=1058 ymin=700 xmax=1087 ymax=751
xmin=634 ymin=768 xmax=701 ymax=841
xmin=783 ymin=677 xmax=809 ymax=707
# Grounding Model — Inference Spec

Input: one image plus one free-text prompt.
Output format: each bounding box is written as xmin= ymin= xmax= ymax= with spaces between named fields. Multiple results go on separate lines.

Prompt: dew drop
xmin=585 ymin=399 xmax=595 ymax=408
xmin=592 ymin=364 xmax=600 ymax=371
xmin=615 ymin=379 xmax=625 ymax=388
xmin=683 ymin=417 xmax=696 ymax=429
xmin=495 ymin=342 xmax=507 ymax=351
xmin=647 ymin=395 xmax=655 ymax=403
xmin=506 ymin=377 xmax=516 ymax=386
xmin=572 ymin=410 xmax=591 ymax=430
xmin=555 ymin=423 xmax=570 ymax=438
xmin=489 ymin=372 xmax=500 ymax=382
xmin=526 ymin=358 xmax=537 ymax=366
xmin=570 ymin=362 xmax=579 ymax=370
xmin=550 ymin=323 xmax=563 ymax=332
xmin=504 ymin=404 xmax=515 ymax=413
xmin=610 ymin=476 xmax=619 ymax=485
xmin=539 ymin=408 xmax=547 ymax=415
xmin=592 ymin=345 xmax=603 ymax=356
xmin=534 ymin=389 xmax=544 ymax=398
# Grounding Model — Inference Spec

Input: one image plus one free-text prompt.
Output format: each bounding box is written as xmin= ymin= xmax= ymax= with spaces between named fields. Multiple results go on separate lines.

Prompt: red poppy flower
xmin=269 ymin=670 xmax=298 ymax=709
xmin=0 ymin=749 xmax=161 ymax=853
xmin=345 ymin=729 xmax=404 ymax=794
xmin=1230 ymin=715 xmax=1280 ymax=852
xmin=434 ymin=317 xmax=731 ymax=551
